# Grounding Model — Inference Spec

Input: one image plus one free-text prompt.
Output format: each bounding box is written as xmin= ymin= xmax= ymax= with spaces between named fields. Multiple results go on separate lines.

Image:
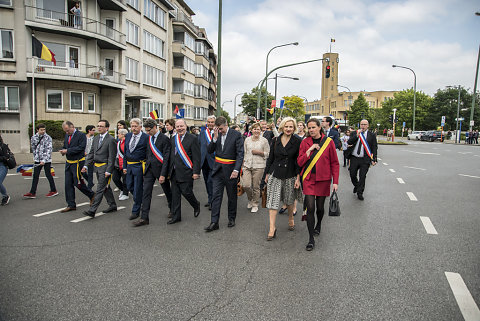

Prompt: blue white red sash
xmin=358 ymin=130 xmax=373 ymax=160
xmin=149 ymin=136 xmax=164 ymax=164
xmin=174 ymin=134 xmax=193 ymax=169
xmin=117 ymin=141 xmax=124 ymax=159
xmin=205 ymin=128 xmax=213 ymax=144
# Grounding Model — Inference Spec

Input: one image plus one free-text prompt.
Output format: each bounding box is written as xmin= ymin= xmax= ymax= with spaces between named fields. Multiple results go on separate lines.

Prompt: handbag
xmin=261 ymin=186 xmax=267 ymax=208
xmin=2 ymin=144 xmax=16 ymax=170
xmin=328 ymin=190 xmax=340 ymax=216
xmin=237 ymin=169 xmax=244 ymax=196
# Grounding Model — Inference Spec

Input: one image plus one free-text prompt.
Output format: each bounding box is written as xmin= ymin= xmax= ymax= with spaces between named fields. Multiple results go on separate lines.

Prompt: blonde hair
xmin=278 ymin=117 xmax=297 ymax=134
xmin=250 ymin=122 xmax=261 ymax=130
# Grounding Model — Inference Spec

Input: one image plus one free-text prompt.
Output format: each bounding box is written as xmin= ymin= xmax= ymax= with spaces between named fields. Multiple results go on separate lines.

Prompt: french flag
xmin=271 ymin=99 xmax=285 ymax=109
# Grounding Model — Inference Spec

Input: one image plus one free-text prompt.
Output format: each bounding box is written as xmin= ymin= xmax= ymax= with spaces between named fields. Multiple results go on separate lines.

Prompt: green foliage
xmin=240 ymin=87 xmax=275 ymax=120
xmin=349 ymin=93 xmax=371 ymax=127
xmin=220 ymin=109 xmax=232 ymax=124
xmin=28 ymin=120 xmax=65 ymax=140
xmin=431 ymin=87 xmax=479 ymax=131
xmin=279 ymin=96 xmax=306 ymax=122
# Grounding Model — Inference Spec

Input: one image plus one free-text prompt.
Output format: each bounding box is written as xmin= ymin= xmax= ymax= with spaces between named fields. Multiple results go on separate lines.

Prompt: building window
xmin=184 ymin=32 xmax=195 ymax=51
xmin=46 ymin=90 xmax=63 ymax=110
xmin=143 ymin=30 xmax=164 ymax=58
xmin=194 ymin=106 xmax=208 ymax=120
xmin=184 ymin=57 xmax=195 ymax=74
xmin=184 ymin=104 xmax=193 ymax=119
xmin=126 ymin=0 xmax=139 ymax=10
xmin=125 ymin=57 xmax=139 ymax=81
xmin=195 ymin=64 xmax=208 ymax=79
xmin=126 ymin=20 xmax=139 ymax=46
xmin=0 ymin=0 xmax=12 ymax=7
xmin=142 ymin=101 xmax=164 ymax=119
xmin=144 ymin=0 xmax=166 ymax=28
xmin=195 ymin=41 xmax=206 ymax=56
xmin=0 ymin=86 xmax=19 ymax=111
xmin=70 ymin=92 xmax=83 ymax=111
xmin=184 ymin=81 xmax=194 ymax=96
xmin=105 ymin=58 xmax=114 ymax=76
xmin=194 ymin=85 xmax=208 ymax=100
xmin=143 ymin=64 xmax=165 ymax=89
xmin=0 ymin=30 xmax=13 ymax=59
xmin=87 ymin=93 xmax=95 ymax=112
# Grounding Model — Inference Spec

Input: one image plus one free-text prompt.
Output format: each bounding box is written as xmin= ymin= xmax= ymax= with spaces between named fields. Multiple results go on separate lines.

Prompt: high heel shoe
xmin=267 ymin=229 xmax=277 ymax=241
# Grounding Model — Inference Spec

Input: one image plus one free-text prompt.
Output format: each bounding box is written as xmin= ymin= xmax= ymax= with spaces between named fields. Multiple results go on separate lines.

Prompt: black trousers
xmin=170 ymin=170 xmax=199 ymax=221
xmin=112 ymin=167 xmax=128 ymax=195
xmin=64 ymin=161 xmax=94 ymax=208
xmin=161 ymin=178 xmax=172 ymax=211
xmin=201 ymin=160 xmax=213 ymax=205
xmin=30 ymin=162 xmax=57 ymax=194
xmin=349 ymin=156 xmax=370 ymax=195
xmin=342 ymin=151 xmax=349 ymax=167
xmin=210 ymin=169 xmax=238 ymax=224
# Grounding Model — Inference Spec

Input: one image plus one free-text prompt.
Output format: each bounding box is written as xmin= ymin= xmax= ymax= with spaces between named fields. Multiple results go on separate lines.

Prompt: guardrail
xmin=174 ymin=11 xmax=199 ymax=35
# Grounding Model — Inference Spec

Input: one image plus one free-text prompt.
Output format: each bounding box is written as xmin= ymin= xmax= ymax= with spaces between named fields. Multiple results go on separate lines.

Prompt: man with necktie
xmin=82 ymin=120 xmax=117 ymax=218
xmin=198 ymin=115 xmax=216 ymax=210
xmin=123 ymin=118 xmax=149 ymax=220
xmin=205 ymin=116 xmax=244 ymax=232
xmin=322 ymin=116 xmax=341 ymax=149
xmin=346 ymin=119 xmax=378 ymax=200
xmin=133 ymin=119 xmax=171 ymax=226
xmin=59 ymin=121 xmax=95 ymax=212
xmin=167 ymin=119 xmax=201 ymax=224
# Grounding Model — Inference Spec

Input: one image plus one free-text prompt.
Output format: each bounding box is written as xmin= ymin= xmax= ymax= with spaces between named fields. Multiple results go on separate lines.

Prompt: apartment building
xmin=0 ymin=0 xmax=216 ymax=153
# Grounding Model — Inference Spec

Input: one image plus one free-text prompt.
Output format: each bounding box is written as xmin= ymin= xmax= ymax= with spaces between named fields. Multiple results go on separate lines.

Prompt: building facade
xmin=0 ymin=0 xmax=216 ymax=153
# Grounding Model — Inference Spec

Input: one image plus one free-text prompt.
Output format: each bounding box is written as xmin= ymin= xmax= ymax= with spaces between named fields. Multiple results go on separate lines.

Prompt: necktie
xmin=221 ymin=134 xmax=226 ymax=150
xmin=357 ymin=133 xmax=363 ymax=155
xmin=68 ymin=135 xmax=72 ymax=145
xmin=99 ymin=135 xmax=104 ymax=147
xmin=130 ymin=135 xmax=137 ymax=153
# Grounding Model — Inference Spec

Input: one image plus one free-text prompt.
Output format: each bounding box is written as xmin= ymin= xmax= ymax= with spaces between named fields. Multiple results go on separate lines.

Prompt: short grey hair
xmin=207 ymin=115 xmax=216 ymax=121
xmin=130 ymin=118 xmax=142 ymax=126
xmin=175 ymin=118 xmax=187 ymax=127
xmin=118 ymin=129 xmax=128 ymax=135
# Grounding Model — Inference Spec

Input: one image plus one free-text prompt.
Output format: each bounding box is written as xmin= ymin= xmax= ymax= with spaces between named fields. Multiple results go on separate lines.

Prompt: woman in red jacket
xmin=297 ymin=118 xmax=339 ymax=251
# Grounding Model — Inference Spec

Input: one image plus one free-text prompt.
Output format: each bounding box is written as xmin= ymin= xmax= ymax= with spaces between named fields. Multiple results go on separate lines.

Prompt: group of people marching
xmin=0 ymin=115 xmax=378 ymax=251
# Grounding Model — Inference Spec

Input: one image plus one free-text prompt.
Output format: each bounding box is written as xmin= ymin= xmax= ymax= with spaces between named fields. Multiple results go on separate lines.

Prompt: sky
xmin=186 ymin=0 xmax=479 ymax=117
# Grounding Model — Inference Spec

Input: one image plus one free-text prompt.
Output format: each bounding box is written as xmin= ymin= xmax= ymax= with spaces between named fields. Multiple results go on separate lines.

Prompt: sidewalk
xmin=14 ymin=152 xmax=66 ymax=164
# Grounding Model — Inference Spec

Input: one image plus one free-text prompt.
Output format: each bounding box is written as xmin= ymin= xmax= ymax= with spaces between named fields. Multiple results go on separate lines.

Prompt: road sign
xmin=441 ymin=116 xmax=445 ymax=126
xmin=455 ymin=117 xmax=464 ymax=121
xmin=470 ymin=120 xmax=475 ymax=126
xmin=402 ymin=121 xmax=406 ymax=128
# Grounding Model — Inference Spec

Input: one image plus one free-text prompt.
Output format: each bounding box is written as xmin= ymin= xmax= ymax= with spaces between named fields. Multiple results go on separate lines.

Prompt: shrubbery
xmin=28 ymin=120 xmax=65 ymax=140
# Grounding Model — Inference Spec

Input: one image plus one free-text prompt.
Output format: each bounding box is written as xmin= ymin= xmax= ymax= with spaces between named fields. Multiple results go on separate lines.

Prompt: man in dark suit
xmin=205 ymin=116 xmax=244 ymax=232
xmin=123 ymin=118 xmax=149 ymax=220
xmin=260 ymin=120 xmax=274 ymax=145
xmin=82 ymin=120 xmax=117 ymax=217
xmin=347 ymin=119 xmax=378 ymax=200
xmin=322 ymin=116 xmax=341 ymax=149
xmin=59 ymin=121 xmax=94 ymax=212
xmin=132 ymin=119 xmax=171 ymax=226
xmin=198 ymin=115 xmax=216 ymax=210
xmin=168 ymin=119 xmax=201 ymax=224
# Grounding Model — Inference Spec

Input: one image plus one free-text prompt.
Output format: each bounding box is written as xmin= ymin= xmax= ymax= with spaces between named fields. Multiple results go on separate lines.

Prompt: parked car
xmin=420 ymin=130 xmax=444 ymax=142
xmin=407 ymin=131 xmax=426 ymax=140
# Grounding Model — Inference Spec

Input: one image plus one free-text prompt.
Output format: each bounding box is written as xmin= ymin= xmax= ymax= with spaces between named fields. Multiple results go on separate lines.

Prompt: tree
xmin=240 ymin=87 xmax=275 ymax=120
xmin=431 ymin=87 xmax=478 ymax=131
xmin=277 ymin=95 xmax=305 ymax=122
xmin=220 ymin=109 xmax=231 ymax=124
xmin=349 ymin=93 xmax=371 ymax=128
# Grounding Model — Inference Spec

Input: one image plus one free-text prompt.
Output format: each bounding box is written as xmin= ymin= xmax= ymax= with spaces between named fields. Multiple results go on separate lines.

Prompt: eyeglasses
xmin=97 ymin=125 xmax=105 ymax=128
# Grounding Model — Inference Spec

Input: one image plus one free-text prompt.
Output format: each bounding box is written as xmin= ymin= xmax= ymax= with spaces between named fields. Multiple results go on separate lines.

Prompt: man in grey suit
xmin=82 ymin=120 xmax=117 ymax=218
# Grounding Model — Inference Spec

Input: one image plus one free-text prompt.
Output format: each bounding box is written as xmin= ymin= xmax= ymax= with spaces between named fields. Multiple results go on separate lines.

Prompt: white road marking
xmin=377 ymin=157 xmax=382 ymax=161
xmin=396 ymin=178 xmax=405 ymax=184
xmin=389 ymin=169 xmax=396 ymax=173
xmin=154 ymin=184 xmax=158 ymax=187
xmin=474 ymin=155 xmax=480 ymax=157
xmin=419 ymin=216 xmax=438 ymax=234
xmin=24 ymin=176 xmax=59 ymax=179
xmin=70 ymin=206 xmax=126 ymax=223
xmin=6 ymin=173 xmax=19 ymax=176
xmin=407 ymin=192 xmax=418 ymax=201
xmin=445 ymin=272 xmax=480 ymax=321
xmin=458 ymin=152 xmax=473 ymax=154
xmin=34 ymin=202 xmax=90 ymax=217
xmin=383 ymin=162 xmax=389 ymax=165
xmin=403 ymin=150 xmax=441 ymax=155
xmin=459 ymin=174 xmax=480 ymax=179
xmin=157 ymin=193 xmax=165 ymax=197
xmin=404 ymin=166 xmax=426 ymax=171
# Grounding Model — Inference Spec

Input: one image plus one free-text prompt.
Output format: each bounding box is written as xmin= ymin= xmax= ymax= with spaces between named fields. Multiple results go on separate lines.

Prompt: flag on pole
xmin=267 ymin=108 xmax=274 ymax=115
xmin=271 ymin=100 xmax=285 ymax=109
xmin=175 ymin=108 xmax=185 ymax=119
xmin=173 ymin=105 xmax=179 ymax=115
xmin=331 ymin=38 xmax=335 ymax=43
xmin=149 ymin=109 xmax=159 ymax=120
xmin=32 ymin=36 xmax=56 ymax=65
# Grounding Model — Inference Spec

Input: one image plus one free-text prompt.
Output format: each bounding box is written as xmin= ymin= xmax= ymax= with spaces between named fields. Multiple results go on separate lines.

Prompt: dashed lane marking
xmin=389 ymin=169 xmax=396 ymax=173
xmin=404 ymin=166 xmax=426 ymax=171
xmin=70 ymin=206 xmax=126 ymax=223
xmin=34 ymin=202 xmax=90 ymax=217
xmin=383 ymin=162 xmax=389 ymax=165
xmin=458 ymin=174 xmax=480 ymax=179
xmin=458 ymin=152 xmax=473 ymax=154
xmin=445 ymin=272 xmax=480 ymax=321
xmin=377 ymin=157 xmax=382 ymax=161
xmin=420 ymin=216 xmax=438 ymax=234
xmin=24 ymin=177 xmax=59 ymax=179
xmin=407 ymin=192 xmax=418 ymax=201
xmin=6 ymin=173 xmax=20 ymax=176
xmin=157 ymin=193 xmax=165 ymax=197
xmin=403 ymin=150 xmax=441 ymax=155
xmin=396 ymin=178 xmax=405 ymax=184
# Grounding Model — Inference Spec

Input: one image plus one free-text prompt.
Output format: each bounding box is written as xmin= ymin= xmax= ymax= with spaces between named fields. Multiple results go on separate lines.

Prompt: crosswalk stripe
xmin=458 ymin=174 xmax=480 ymax=179
xmin=34 ymin=202 xmax=90 ymax=217
xmin=404 ymin=166 xmax=426 ymax=171
xmin=383 ymin=162 xmax=389 ymax=165
xmin=420 ymin=216 xmax=438 ymax=234
xmin=157 ymin=193 xmax=165 ymax=197
xmin=445 ymin=272 xmax=480 ymax=321
xmin=70 ymin=206 xmax=126 ymax=223
xmin=407 ymin=192 xmax=417 ymax=201
xmin=396 ymin=178 xmax=405 ymax=184
xmin=389 ymin=169 xmax=396 ymax=173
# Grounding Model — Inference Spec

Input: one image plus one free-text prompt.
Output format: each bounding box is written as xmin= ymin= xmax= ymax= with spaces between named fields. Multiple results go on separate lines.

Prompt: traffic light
xmin=326 ymin=65 xmax=331 ymax=78
xmin=389 ymin=115 xmax=393 ymax=123
xmin=394 ymin=117 xmax=398 ymax=123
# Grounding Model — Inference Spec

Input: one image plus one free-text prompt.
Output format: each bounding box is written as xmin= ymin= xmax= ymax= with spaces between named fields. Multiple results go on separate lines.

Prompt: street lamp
xmin=216 ymin=0 xmax=223 ymax=116
xmin=337 ymin=84 xmax=352 ymax=125
xmin=264 ymin=42 xmax=299 ymax=119
xmin=269 ymin=74 xmax=299 ymax=120
xmin=392 ymin=64 xmax=417 ymax=131
xmin=233 ymin=93 xmax=245 ymax=125
xmin=470 ymin=12 xmax=480 ymax=130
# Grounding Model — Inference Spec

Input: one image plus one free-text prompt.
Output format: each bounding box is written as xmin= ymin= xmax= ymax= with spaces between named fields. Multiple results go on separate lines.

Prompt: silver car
xmin=407 ymin=131 xmax=426 ymax=140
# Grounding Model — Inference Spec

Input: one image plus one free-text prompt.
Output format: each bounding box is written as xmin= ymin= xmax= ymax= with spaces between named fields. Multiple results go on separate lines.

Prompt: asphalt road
xmin=0 ymin=141 xmax=479 ymax=321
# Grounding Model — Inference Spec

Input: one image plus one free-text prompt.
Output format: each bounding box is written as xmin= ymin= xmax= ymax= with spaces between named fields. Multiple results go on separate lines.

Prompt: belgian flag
xmin=32 ymin=36 xmax=56 ymax=65
xmin=149 ymin=109 xmax=159 ymax=120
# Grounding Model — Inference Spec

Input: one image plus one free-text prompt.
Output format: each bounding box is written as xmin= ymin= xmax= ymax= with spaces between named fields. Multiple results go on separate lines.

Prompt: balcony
xmin=25 ymin=6 xmax=126 ymax=50
xmin=173 ymin=11 xmax=199 ymax=35
xmin=27 ymin=58 xmax=126 ymax=89
xmin=97 ymin=0 xmax=127 ymax=11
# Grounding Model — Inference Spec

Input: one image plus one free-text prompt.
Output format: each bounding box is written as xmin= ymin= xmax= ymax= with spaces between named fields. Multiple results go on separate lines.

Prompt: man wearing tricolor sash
xmin=198 ymin=115 xmax=216 ymax=210
xmin=346 ymin=119 xmax=378 ymax=201
xmin=132 ymin=119 xmax=171 ymax=226
xmin=205 ymin=116 xmax=244 ymax=232
xmin=167 ymin=119 xmax=201 ymax=224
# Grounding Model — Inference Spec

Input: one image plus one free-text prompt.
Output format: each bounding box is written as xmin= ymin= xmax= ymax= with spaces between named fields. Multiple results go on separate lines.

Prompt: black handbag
xmin=2 ymin=143 xmax=16 ymax=170
xmin=328 ymin=191 xmax=340 ymax=216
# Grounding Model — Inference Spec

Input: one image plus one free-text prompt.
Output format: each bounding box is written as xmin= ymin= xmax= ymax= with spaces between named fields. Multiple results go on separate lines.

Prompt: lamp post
xmin=337 ymin=84 xmax=352 ymax=126
xmin=296 ymin=95 xmax=309 ymax=121
xmin=233 ymin=93 xmax=245 ymax=125
xmin=392 ymin=64 xmax=416 ymax=131
xmin=216 ymin=0 xmax=223 ymax=116
xmin=264 ymin=42 xmax=299 ymax=120
xmin=470 ymin=11 xmax=480 ymax=130
xmin=271 ymin=74 xmax=299 ymax=121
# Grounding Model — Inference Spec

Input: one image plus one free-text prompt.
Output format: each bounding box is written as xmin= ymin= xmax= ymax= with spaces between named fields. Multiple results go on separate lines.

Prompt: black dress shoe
xmin=357 ymin=193 xmax=364 ymax=201
xmin=129 ymin=213 xmax=139 ymax=220
xmin=306 ymin=240 xmax=315 ymax=251
xmin=167 ymin=212 xmax=173 ymax=218
xmin=194 ymin=203 xmax=200 ymax=217
xmin=167 ymin=218 xmax=181 ymax=224
xmin=353 ymin=186 xmax=357 ymax=194
xmin=227 ymin=220 xmax=235 ymax=228
xmin=133 ymin=219 xmax=149 ymax=227
xmin=103 ymin=207 xmax=117 ymax=213
xmin=208 ymin=204 xmax=212 ymax=211
xmin=204 ymin=203 xmax=210 ymax=207
xmin=204 ymin=222 xmax=219 ymax=232
xmin=83 ymin=211 xmax=95 ymax=218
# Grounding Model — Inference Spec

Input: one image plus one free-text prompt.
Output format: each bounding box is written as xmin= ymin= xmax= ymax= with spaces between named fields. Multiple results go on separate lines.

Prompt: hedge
xmin=28 ymin=120 xmax=65 ymax=140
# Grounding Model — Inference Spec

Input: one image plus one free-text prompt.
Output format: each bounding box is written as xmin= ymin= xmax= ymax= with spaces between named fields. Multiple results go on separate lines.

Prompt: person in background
xmin=260 ymin=120 xmax=274 ymax=145
xmin=116 ymin=120 xmax=129 ymax=137
xmin=199 ymin=115 xmax=216 ymax=210
xmin=164 ymin=118 xmax=176 ymax=138
xmin=297 ymin=121 xmax=306 ymax=139
xmin=82 ymin=125 xmax=95 ymax=189
xmin=23 ymin=123 xmax=58 ymax=199
xmin=70 ymin=2 xmax=82 ymax=28
xmin=242 ymin=122 xmax=270 ymax=213
xmin=112 ymin=129 xmax=129 ymax=201
xmin=0 ymin=134 xmax=11 ymax=205
xmin=474 ymin=130 xmax=479 ymax=144
xmin=321 ymin=116 xmax=341 ymax=149
xmin=341 ymin=128 xmax=351 ymax=167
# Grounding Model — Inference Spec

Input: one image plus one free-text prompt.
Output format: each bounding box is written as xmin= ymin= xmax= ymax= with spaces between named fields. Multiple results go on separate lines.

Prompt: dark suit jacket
xmin=207 ymin=128 xmax=244 ymax=177
xmin=169 ymin=133 xmax=200 ymax=182
xmin=263 ymin=130 xmax=274 ymax=145
xmin=124 ymin=132 xmax=149 ymax=169
xmin=198 ymin=128 xmax=215 ymax=169
xmin=63 ymin=130 xmax=87 ymax=161
xmin=346 ymin=130 xmax=378 ymax=163
xmin=145 ymin=132 xmax=171 ymax=179
xmin=84 ymin=133 xmax=117 ymax=174
xmin=327 ymin=127 xmax=341 ymax=149
xmin=265 ymin=134 xmax=301 ymax=179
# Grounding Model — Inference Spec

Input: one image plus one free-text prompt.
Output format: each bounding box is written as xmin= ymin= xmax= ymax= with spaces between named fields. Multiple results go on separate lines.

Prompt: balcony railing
xmin=25 ymin=5 xmax=125 ymax=46
xmin=27 ymin=58 xmax=125 ymax=87
xmin=174 ymin=11 xmax=199 ymax=35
